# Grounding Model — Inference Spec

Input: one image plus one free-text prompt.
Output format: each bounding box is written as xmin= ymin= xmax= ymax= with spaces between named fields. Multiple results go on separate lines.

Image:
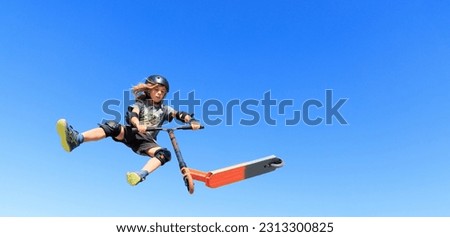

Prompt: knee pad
xmin=99 ymin=121 xmax=122 ymax=137
xmin=154 ymin=148 xmax=171 ymax=166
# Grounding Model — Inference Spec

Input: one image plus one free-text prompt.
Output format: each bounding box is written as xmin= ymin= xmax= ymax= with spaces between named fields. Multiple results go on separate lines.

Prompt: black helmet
xmin=145 ymin=75 xmax=170 ymax=92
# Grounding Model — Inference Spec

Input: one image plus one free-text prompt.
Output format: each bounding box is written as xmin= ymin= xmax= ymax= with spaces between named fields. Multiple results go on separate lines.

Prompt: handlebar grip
xmin=131 ymin=125 xmax=204 ymax=133
xmin=177 ymin=125 xmax=205 ymax=130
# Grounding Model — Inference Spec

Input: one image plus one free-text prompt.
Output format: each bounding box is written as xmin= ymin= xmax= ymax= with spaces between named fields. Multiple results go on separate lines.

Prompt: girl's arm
xmin=172 ymin=111 xmax=201 ymax=130
xmin=184 ymin=114 xmax=201 ymax=129
xmin=129 ymin=107 xmax=147 ymax=133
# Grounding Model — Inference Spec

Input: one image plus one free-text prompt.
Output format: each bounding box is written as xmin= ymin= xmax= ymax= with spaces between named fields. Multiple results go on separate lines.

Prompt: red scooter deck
xmin=189 ymin=155 xmax=283 ymax=188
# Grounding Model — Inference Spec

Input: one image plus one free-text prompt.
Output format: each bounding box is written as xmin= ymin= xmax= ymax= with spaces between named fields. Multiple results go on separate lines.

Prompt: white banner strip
xmin=1 ymin=217 xmax=449 ymax=237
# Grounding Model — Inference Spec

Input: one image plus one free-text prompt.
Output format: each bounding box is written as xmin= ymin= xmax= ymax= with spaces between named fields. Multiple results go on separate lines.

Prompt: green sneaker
xmin=126 ymin=170 xmax=148 ymax=186
xmin=56 ymin=119 xmax=80 ymax=152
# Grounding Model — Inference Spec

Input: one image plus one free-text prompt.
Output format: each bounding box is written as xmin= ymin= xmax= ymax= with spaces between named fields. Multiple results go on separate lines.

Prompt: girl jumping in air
xmin=56 ymin=75 xmax=201 ymax=186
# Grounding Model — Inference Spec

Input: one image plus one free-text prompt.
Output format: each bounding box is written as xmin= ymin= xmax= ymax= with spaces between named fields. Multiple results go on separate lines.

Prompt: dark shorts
xmin=113 ymin=125 xmax=160 ymax=156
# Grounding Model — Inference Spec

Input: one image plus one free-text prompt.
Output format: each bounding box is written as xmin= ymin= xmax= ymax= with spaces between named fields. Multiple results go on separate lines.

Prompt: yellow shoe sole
xmin=56 ymin=119 xmax=70 ymax=152
xmin=126 ymin=172 xmax=142 ymax=186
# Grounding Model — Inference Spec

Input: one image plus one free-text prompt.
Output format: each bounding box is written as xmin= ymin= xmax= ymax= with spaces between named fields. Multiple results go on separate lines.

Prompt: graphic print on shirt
xmin=142 ymin=106 xmax=164 ymax=127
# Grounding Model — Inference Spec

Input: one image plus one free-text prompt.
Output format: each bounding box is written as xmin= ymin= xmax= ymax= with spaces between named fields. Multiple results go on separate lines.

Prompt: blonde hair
xmin=131 ymin=83 xmax=154 ymax=100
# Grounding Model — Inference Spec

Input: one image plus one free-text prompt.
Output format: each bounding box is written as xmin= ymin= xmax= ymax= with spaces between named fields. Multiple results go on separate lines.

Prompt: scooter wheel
xmin=183 ymin=174 xmax=194 ymax=194
xmin=181 ymin=167 xmax=195 ymax=194
xmin=269 ymin=158 xmax=284 ymax=168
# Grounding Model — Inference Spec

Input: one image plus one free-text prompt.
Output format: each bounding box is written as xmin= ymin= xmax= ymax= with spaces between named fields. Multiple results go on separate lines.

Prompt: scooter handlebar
xmin=132 ymin=125 xmax=204 ymax=133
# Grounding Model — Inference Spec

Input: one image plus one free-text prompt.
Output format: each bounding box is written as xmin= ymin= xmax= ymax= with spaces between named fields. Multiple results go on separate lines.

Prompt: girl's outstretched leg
xmin=57 ymin=119 xmax=124 ymax=152
xmin=126 ymin=147 xmax=171 ymax=186
xmin=81 ymin=128 xmax=107 ymax=141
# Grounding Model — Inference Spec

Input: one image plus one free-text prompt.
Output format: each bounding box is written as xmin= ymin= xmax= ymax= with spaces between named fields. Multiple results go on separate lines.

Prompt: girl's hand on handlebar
xmin=190 ymin=120 xmax=201 ymax=130
xmin=136 ymin=124 xmax=147 ymax=133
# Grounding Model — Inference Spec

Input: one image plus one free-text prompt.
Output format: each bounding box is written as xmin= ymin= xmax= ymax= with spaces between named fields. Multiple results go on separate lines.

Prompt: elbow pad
xmin=125 ymin=107 xmax=139 ymax=125
xmin=175 ymin=111 xmax=192 ymax=122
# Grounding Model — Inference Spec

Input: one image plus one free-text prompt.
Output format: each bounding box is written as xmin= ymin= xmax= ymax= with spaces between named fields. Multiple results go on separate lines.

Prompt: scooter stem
xmin=167 ymin=129 xmax=187 ymax=169
xmin=166 ymin=129 xmax=194 ymax=194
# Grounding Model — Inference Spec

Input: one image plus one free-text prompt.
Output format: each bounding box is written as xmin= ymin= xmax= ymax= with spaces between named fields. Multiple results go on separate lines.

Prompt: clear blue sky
xmin=1 ymin=0 xmax=449 ymax=217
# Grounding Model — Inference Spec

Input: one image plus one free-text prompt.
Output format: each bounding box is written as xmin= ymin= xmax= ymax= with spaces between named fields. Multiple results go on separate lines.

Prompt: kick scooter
xmin=135 ymin=125 xmax=283 ymax=194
